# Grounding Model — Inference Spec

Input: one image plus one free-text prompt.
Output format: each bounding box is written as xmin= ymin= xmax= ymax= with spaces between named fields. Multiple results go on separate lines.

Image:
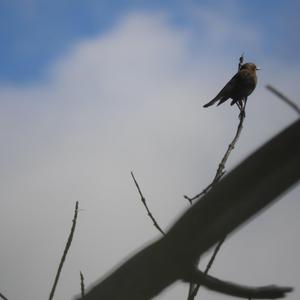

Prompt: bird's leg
xmin=238 ymin=99 xmax=246 ymax=119
xmin=243 ymin=97 xmax=248 ymax=111
xmin=236 ymin=102 xmax=243 ymax=120
xmin=236 ymin=101 xmax=242 ymax=111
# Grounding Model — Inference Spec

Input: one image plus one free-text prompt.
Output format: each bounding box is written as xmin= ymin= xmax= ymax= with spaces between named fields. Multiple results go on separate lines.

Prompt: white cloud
xmin=0 ymin=10 xmax=299 ymax=300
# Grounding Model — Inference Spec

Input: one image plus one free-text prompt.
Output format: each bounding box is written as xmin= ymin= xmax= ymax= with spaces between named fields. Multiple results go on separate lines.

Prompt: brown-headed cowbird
xmin=203 ymin=63 xmax=259 ymax=108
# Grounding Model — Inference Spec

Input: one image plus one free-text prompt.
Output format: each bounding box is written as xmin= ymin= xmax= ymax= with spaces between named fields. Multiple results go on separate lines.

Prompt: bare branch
xmin=184 ymin=173 xmax=224 ymax=204
xmin=0 ymin=292 xmax=8 ymax=300
xmin=186 ymin=269 xmax=292 ymax=299
xmin=49 ymin=201 xmax=79 ymax=300
xmin=81 ymin=120 xmax=300 ymax=300
xmin=185 ymin=110 xmax=245 ymax=203
xmin=131 ymin=171 xmax=166 ymax=236
xmin=80 ymin=271 xmax=85 ymax=298
xmin=266 ymin=85 xmax=300 ymax=116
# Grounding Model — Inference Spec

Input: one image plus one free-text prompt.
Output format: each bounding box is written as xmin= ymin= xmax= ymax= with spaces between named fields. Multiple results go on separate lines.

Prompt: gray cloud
xmin=0 ymin=11 xmax=299 ymax=300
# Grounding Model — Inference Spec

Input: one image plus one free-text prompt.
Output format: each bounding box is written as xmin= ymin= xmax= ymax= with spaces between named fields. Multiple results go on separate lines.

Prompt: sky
xmin=0 ymin=1 xmax=299 ymax=300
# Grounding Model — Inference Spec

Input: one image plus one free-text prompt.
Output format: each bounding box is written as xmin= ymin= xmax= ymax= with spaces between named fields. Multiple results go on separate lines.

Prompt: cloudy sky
xmin=0 ymin=1 xmax=299 ymax=300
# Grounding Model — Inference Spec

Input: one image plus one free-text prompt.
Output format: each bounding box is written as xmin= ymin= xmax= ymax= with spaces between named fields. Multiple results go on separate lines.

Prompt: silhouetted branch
xmin=80 ymin=271 xmax=85 ymax=298
xmin=266 ymin=85 xmax=300 ymax=116
xmin=184 ymin=112 xmax=243 ymax=198
xmin=186 ymin=269 xmax=292 ymax=299
xmin=49 ymin=201 xmax=79 ymax=300
xmin=184 ymin=172 xmax=224 ymax=204
xmin=131 ymin=171 xmax=166 ymax=236
xmin=81 ymin=120 xmax=300 ymax=300
xmin=0 ymin=292 xmax=8 ymax=300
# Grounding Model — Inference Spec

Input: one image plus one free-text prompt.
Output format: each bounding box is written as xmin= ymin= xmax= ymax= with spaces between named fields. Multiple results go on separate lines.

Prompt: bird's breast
xmin=239 ymin=72 xmax=257 ymax=96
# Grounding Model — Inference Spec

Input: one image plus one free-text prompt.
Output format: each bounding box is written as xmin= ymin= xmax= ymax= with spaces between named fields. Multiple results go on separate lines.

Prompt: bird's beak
xmin=256 ymin=67 xmax=261 ymax=70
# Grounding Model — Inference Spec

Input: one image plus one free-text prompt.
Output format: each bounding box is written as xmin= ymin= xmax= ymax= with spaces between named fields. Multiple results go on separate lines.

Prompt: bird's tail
xmin=203 ymin=97 xmax=219 ymax=108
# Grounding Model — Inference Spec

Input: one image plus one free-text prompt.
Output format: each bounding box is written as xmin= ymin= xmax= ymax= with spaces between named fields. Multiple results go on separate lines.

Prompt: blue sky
xmin=0 ymin=0 xmax=299 ymax=83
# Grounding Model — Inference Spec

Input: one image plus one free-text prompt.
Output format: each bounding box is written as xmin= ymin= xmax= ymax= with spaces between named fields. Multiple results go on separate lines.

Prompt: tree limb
xmin=0 ymin=292 xmax=8 ymax=300
xmin=266 ymin=85 xmax=300 ymax=116
xmin=81 ymin=120 xmax=300 ymax=300
xmin=186 ymin=269 xmax=292 ymax=299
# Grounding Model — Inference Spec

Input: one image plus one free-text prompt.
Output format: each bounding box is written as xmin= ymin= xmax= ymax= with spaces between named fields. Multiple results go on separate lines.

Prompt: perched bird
xmin=203 ymin=63 xmax=259 ymax=108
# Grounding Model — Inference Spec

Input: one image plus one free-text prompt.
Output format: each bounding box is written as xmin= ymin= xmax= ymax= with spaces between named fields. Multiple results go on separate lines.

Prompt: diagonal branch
xmin=131 ymin=171 xmax=166 ymax=236
xmin=0 ymin=292 xmax=8 ymax=300
xmin=184 ymin=110 xmax=245 ymax=203
xmin=266 ymin=85 xmax=300 ymax=116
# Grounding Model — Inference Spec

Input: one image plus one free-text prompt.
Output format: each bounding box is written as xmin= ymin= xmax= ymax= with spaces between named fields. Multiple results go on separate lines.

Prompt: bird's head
xmin=241 ymin=63 xmax=260 ymax=72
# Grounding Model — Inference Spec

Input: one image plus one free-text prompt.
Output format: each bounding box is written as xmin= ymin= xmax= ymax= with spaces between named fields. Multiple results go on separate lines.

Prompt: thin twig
xmin=131 ymin=171 xmax=166 ymax=236
xmin=204 ymin=237 xmax=226 ymax=274
xmin=49 ymin=201 xmax=79 ymax=300
xmin=80 ymin=271 xmax=85 ymax=298
xmin=266 ymin=85 xmax=300 ymax=116
xmin=0 ymin=292 xmax=8 ymax=300
xmin=184 ymin=172 xmax=224 ymax=204
xmin=189 ymin=237 xmax=226 ymax=299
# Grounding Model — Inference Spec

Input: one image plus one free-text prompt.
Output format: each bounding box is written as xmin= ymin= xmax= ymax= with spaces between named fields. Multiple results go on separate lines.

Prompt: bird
xmin=203 ymin=63 xmax=259 ymax=108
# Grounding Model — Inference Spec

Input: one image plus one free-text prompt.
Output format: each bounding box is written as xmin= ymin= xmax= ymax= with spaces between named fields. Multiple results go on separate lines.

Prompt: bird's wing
xmin=203 ymin=72 xmax=240 ymax=108
xmin=214 ymin=72 xmax=240 ymax=99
